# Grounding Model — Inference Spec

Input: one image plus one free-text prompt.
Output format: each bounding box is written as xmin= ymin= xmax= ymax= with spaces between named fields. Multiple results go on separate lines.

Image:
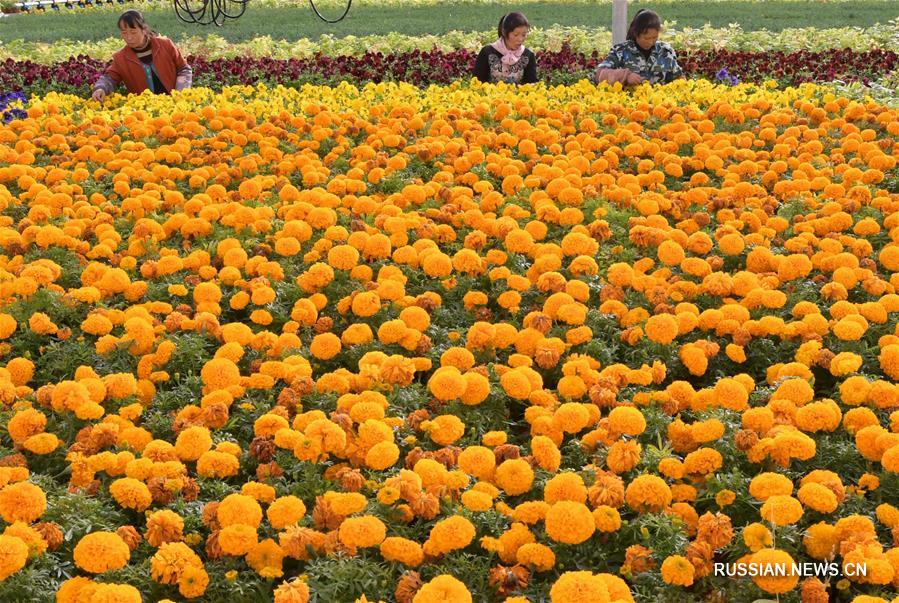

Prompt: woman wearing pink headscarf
xmin=474 ymin=12 xmax=538 ymax=84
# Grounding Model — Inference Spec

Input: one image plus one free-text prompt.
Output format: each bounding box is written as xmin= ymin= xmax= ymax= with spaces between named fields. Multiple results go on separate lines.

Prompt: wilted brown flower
xmin=395 ymin=571 xmax=423 ymax=603
xmin=312 ymin=496 xmax=344 ymax=531
xmin=33 ymin=522 xmax=64 ymax=551
xmin=338 ymin=468 xmax=365 ymax=492
xmin=116 ymin=525 xmax=142 ymax=551
xmin=249 ymin=437 xmax=276 ymax=463
xmin=735 ymin=429 xmax=760 ymax=451
xmin=494 ymin=444 xmax=521 ymax=464
xmin=406 ymin=410 xmax=431 ymax=431
xmin=410 ymin=492 xmax=440 ymax=520
xmin=206 ymin=530 xmax=224 ymax=560
xmin=488 ymin=565 xmax=530 ymax=596
xmin=202 ymin=502 xmax=221 ymax=531
xmin=148 ymin=477 xmax=176 ymax=506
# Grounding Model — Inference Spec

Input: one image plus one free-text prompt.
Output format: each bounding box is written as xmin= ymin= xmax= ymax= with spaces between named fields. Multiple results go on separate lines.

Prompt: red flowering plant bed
xmin=1 ymin=47 xmax=896 ymax=97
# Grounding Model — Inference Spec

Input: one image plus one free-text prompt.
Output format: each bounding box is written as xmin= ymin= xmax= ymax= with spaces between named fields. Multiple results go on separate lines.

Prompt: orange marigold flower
xmin=750 ymin=548 xmax=800 ymax=594
xmin=338 ymin=515 xmax=387 ymax=549
xmin=217 ymin=524 xmax=258 ymax=556
xmin=549 ymin=571 xmax=609 ymax=603
xmin=246 ymin=538 xmax=285 ymax=578
xmin=150 ymin=541 xmax=203 ymax=585
xmin=380 ymin=536 xmax=424 ymax=567
xmin=178 ymin=565 xmax=210 ymax=599
xmin=607 ymin=406 xmax=646 ymax=436
xmin=661 ymin=554 xmax=695 ymax=586
xmin=412 ymin=574 xmax=472 ymax=603
xmin=545 ymin=501 xmax=595 ymax=544
xmin=495 ymin=459 xmax=534 ymax=496
xmin=146 ymin=510 xmax=185 ymax=547
xmin=425 ymin=515 xmax=475 ymax=556
xmin=73 ymin=532 xmax=130 ymax=573
xmin=109 ymin=477 xmax=152 ymax=512
xmin=624 ymin=475 xmax=672 ymax=513
xmin=273 ymin=577 xmax=310 ymax=603
xmin=217 ymin=493 xmax=263 ymax=528
xmin=645 ymin=314 xmax=679 ymax=345
xmin=0 ymin=534 xmax=28 ymax=580
xmin=0 ymin=481 xmax=46 ymax=523
xmin=267 ymin=495 xmax=306 ymax=530
xmin=760 ymin=495 xmax=804 ymax=526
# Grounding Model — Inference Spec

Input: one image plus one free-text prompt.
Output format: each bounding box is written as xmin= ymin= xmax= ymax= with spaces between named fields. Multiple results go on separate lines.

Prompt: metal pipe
xmin=612 ymin=0 xmax=628 ymax=45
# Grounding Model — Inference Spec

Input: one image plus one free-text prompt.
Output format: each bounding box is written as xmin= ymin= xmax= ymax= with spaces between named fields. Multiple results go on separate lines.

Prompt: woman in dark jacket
xmin=474 ymin=12 xmax=537 ymax=85
xmin=594 ymin=9 xmax=683 ymax=85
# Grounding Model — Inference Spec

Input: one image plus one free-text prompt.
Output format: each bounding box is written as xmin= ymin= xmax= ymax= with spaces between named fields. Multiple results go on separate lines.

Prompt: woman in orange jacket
xmin=91 ymin=10 xmax=193 ymax=102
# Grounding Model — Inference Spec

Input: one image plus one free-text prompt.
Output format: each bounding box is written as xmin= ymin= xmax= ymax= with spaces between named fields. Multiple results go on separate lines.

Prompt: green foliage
xmin=0 ymin=553 xmax=76 ymax=603
xmin=43 ymin=490 xmax=129 ymax=554
xmin=305 ymin=553 xmax=394 ymax=602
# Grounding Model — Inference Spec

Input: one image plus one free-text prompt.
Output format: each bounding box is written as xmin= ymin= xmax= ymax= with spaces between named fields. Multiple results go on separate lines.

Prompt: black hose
xmin=308 ymin=0 xmax=351 ymax=23
xmin=172 ymin=0 xmax=248 ymax=26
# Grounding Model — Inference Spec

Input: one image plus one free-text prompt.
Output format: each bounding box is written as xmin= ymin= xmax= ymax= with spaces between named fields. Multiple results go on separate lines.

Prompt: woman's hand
xmin=625 ymin=71 xmax=644 ymax=85
xmin=91 ymin=88 xmax=106 ymax=103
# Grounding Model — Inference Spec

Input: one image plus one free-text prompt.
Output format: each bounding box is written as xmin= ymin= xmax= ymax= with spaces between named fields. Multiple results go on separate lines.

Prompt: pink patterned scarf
xmin=490 ymin=37 xmax=525 ymax=77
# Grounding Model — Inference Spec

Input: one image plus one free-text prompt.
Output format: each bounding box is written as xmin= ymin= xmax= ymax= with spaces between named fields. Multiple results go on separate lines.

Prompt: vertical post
xmin=612 ymin=0 xmax=628 ymax=45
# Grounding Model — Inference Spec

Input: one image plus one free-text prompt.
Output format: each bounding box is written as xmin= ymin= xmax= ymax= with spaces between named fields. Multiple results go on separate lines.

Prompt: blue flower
xmin=0 ymin=91 xmax=27 ymax=124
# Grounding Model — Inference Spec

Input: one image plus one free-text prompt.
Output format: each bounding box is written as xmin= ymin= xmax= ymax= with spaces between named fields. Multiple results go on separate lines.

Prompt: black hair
xmin=626 ymin=9 xmax=662 ymax=42
xmin=498 ymin=12 xmax=530 ymax=40
xmin=118 ymin=9 xmax=155 ymax=35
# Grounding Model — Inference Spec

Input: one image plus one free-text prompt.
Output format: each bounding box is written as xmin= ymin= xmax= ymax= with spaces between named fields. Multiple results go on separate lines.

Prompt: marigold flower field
xmin=1 ymin=79 xmax=899 ymax=602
